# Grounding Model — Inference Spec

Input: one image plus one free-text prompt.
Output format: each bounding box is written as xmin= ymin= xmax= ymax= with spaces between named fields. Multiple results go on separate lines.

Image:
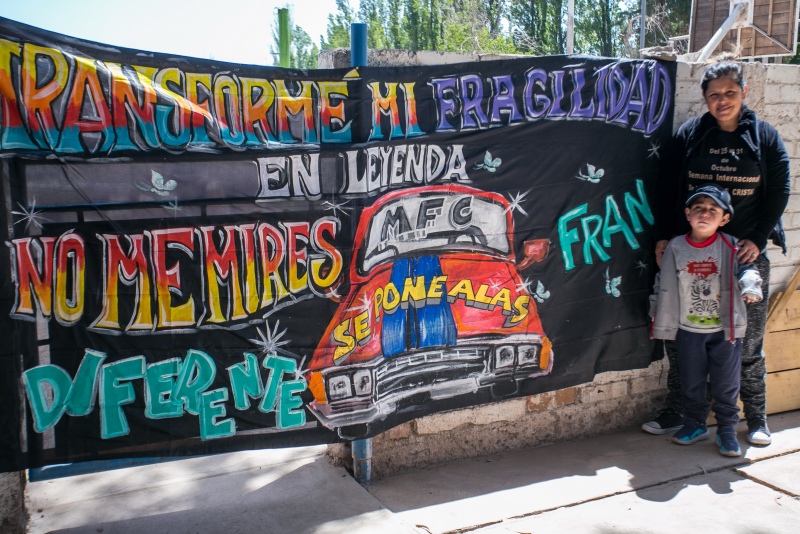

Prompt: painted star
xmin=647 ymin=141 xmax=661 ymax=159
xmin=11 ymin=197 xmax=49 ymax=232
xmin=489 ymin=279 xmax=503 ymax=292
xmin=516 ymin=277 xmax=533 ymax=294
xmin=504 ymin=189 xmax=530 ymax=216
xmin=248 ymin=320 xmax=291 ymax=356
xmin=347 ymin=293 xmax=371 ymax=314
xmin=162 ymin=198 xmax=182 ymax=216
xmin=322 ymin=200 xmax=351 ymax=218
xmin=292 ymin=355 xmax=307 ymax=381
xmin=635 ymin=260 xmax=648 ymax=276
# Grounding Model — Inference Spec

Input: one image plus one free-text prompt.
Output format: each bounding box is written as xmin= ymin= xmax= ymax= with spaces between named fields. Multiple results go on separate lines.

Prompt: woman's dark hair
xmin=701 ymin=58 xmax=745 ymax=94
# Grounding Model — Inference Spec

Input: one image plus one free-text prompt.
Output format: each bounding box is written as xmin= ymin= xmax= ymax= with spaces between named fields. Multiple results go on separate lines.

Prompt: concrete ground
xmin=25 ymin=410 xmax=800 ymax=533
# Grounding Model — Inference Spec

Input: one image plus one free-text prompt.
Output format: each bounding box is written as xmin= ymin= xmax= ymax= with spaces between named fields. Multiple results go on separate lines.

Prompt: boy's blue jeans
xmin=675 ymin=329 xmax=742 ymax=428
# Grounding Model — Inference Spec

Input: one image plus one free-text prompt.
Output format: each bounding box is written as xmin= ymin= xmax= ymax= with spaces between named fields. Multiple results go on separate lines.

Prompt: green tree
xmin=507 ymin=0 xmax=565 ymax=55
xmin=291 ymin=26 xmax=319 ymax=69
xmin=270 ymin=8 xmax=318 ymax=68
xmin=402 ymin=0 xmax=445 ymax=51
xmin=574 ymin=0 xmax=628 ymax=57
xmin=440 ymin=0 xmax=518 ymax=54
xmin=359 ymin=0 xmax=391 ymax=49
xmin=321 ymin=0 xmax=356 ymax=50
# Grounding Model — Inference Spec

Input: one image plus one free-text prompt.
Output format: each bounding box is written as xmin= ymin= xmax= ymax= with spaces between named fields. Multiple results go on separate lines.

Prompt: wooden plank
xmin=768 ymin=290 xmax=783 ymax=317
xmin=767 ymin=291 xmax=800 ymax=333
xmin=707 ymin=368 xmax=800 ymax=424
xmin=766 ymin=266 xmax=800 ymax=333
xmin=764 ymin=329 xmax=800 ymax=373
xmin=766 ymin=368 xmax=800 ymax=414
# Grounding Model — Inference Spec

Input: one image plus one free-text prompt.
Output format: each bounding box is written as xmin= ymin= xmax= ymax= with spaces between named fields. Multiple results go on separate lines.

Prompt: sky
xmin=0 ymin=0 xmax=355 ymax=66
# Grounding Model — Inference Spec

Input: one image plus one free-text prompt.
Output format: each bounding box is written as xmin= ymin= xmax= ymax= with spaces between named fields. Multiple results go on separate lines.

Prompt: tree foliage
xmin=310 ymin=0 xmax=699 ymax=58
xmin=270 ymin=7 xmax=320 ymax=69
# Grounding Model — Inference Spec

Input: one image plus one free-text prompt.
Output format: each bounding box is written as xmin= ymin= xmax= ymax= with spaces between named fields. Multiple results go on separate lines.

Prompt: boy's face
xmin=685 ymin=196 xmax=730 ymax=239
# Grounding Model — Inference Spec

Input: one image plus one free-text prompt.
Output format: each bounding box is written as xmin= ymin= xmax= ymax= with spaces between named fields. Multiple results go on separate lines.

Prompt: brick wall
xmin=323 ymin=57 xmax=800 ymax=478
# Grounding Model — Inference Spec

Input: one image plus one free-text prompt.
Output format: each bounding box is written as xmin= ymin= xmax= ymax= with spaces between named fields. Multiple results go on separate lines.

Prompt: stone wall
xmin=323 ymin=55 xmax=800 ymax=479
xmin=328 ymin=359 xmax=670 ymax=477
xmin=0 ymin=472 xmax=26 ymax=533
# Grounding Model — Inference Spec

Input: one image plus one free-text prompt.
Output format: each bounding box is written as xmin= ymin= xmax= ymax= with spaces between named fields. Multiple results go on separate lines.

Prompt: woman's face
xmin=703 ymin=77 xmax=747 ymax=131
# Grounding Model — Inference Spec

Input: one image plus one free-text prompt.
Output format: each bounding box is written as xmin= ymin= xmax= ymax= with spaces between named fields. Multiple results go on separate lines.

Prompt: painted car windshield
xmin=359 ymin=192 xmax=510 ymax=275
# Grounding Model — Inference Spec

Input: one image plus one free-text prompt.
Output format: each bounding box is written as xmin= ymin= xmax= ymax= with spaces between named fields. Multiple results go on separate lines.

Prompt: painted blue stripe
xmin=381 ymin=258 xmax=410 ymax=357
xmin=413 ymin=256 xmax=457 ymax=348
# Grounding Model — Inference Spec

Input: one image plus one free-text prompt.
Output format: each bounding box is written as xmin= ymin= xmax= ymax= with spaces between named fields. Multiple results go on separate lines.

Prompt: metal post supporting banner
xmin=640 ymin=0 xmax=647 ymax=52
xmin=278 ymin=8 xmax=290 ymax=68
xmin=349 ymin=21 xmax=370 ymax=485
xmin=352 ymin=437 xmax=373 ymax=484
xmin=350 ymin=22 xmax=367 ymax=67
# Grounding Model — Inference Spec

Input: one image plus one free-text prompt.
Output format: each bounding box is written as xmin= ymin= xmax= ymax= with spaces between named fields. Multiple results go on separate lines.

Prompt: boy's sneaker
xmin=716 ymin=427 xmax=741 ymax=457
xmin=672 ymin=420 xmax=709 ymax=445
xmin=747 ymin=420 xmax=772 ymax=446
xmin=641 ymin=410 xmax=684 ymax=435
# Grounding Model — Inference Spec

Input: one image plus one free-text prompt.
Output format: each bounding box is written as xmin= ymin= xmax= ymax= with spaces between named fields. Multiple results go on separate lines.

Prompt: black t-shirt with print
xmin=685 ymin=128 xmax=762 ymax=241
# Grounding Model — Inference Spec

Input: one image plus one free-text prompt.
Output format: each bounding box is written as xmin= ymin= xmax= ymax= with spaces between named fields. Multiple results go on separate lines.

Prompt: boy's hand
xmin=743 ymin=294 xmax=761 ymax=304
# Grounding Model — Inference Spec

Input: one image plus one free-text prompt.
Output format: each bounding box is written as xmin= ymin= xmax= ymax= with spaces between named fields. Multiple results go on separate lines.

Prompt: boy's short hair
xmin=685 ymin=184 xmax=734 ymax=216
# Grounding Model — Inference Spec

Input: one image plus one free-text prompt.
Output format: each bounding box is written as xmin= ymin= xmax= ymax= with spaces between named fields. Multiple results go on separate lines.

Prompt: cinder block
xmin=778 ymin=84 xmax=800 ymax=104
xmin=384 ymin=421 xmax=412 ymax=440
xmin=770 ymin=253 xmax=794 ymax=267
xmin=772 ymin=120 xmax=800 ymax=143
xmin=592 ymin=369 xmax=638 ymax=386
xmin=554 ymin=387 xmax=577 ymax=406
xmin=763 ymin=104 xmax=800 ymax=129
xmin=414 ymin=398 xmax=527 ymax=434
xmin=766 ymin=65 xmax=800 ymax=85
xmin=630 ymin=375 xmax=666 ymax=395
xmin=579 ymin=380 xmax=628 ymax=404
xmin=764 ymin=84 xmax=782 ymax=103
xmin=770 ymin=265 xmax=800 ymax=290
xmin=526 ymin=391 xmax=554 ymax=412
xmin=676 ymin=61 xmax=693 ymax=80
xmin=784 ymin=228 xmax=800 ymax=249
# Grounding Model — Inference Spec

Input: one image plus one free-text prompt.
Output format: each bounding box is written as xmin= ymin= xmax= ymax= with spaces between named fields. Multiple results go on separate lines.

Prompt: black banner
xmin=0 ymin=17 xmax=675 ymax=472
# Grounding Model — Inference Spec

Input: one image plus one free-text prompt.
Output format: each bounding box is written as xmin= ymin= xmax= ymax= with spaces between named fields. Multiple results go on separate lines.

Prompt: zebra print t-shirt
xmin=674 ymin=233 xmax=726 ymax=333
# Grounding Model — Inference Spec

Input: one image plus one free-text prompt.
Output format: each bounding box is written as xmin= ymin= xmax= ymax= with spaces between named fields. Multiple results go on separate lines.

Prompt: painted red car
xmin=306 ymin=184 xmax=552 ymax=435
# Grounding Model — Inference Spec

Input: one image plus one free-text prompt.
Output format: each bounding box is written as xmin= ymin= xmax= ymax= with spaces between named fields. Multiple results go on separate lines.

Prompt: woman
xmin=643 ymin=57 xmax=791 ymax=446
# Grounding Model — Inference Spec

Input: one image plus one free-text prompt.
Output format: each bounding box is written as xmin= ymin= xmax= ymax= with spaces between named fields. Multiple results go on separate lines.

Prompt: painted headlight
xmin=495 ymin=345 xmax=516 ymax=369
xmin=328 ymin=375 xmax=353 ymax=401
xmin=518 ymin=344 xmax=540 ymax=366
xmin=353 ymin=370 xmax=373 ymax=396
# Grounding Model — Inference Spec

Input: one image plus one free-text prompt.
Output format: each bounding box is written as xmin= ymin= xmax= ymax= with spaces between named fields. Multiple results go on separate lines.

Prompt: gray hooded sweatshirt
xmin=650 ymin=232 xmax=762 ymax=342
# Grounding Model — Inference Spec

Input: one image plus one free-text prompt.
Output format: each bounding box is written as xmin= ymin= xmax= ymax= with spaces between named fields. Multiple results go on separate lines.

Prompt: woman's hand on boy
xmin=743 ymin=293 xmax=761 ymax=304
xmin=736 ymin=239 xmax=760 ymax=263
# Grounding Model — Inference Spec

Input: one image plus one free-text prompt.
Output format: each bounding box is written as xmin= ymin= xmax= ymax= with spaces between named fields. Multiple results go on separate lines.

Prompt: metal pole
xmin=278 ymin=8 xmax=290 ymax=68
xmin=349 ymin=21 xmax=369 ymax=485
xmin=640 ymin=0 xmax=647 ymax=52
xmin=352 ymin=437 xmax=372 ymax=484
xmin=350 ymin=22 xmax=367 ymax=67
xmin=567 ymin=0 xmax=574 ymax=54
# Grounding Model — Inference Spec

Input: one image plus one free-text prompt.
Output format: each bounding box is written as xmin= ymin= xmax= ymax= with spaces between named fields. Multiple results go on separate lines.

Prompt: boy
xmin=650 ymin=184 xmax=762 ymax=457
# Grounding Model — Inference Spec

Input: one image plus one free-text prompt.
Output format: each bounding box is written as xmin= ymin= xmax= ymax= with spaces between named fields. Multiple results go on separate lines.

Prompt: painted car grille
xmin=374 ymin=347 xmax=488 ymax=399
